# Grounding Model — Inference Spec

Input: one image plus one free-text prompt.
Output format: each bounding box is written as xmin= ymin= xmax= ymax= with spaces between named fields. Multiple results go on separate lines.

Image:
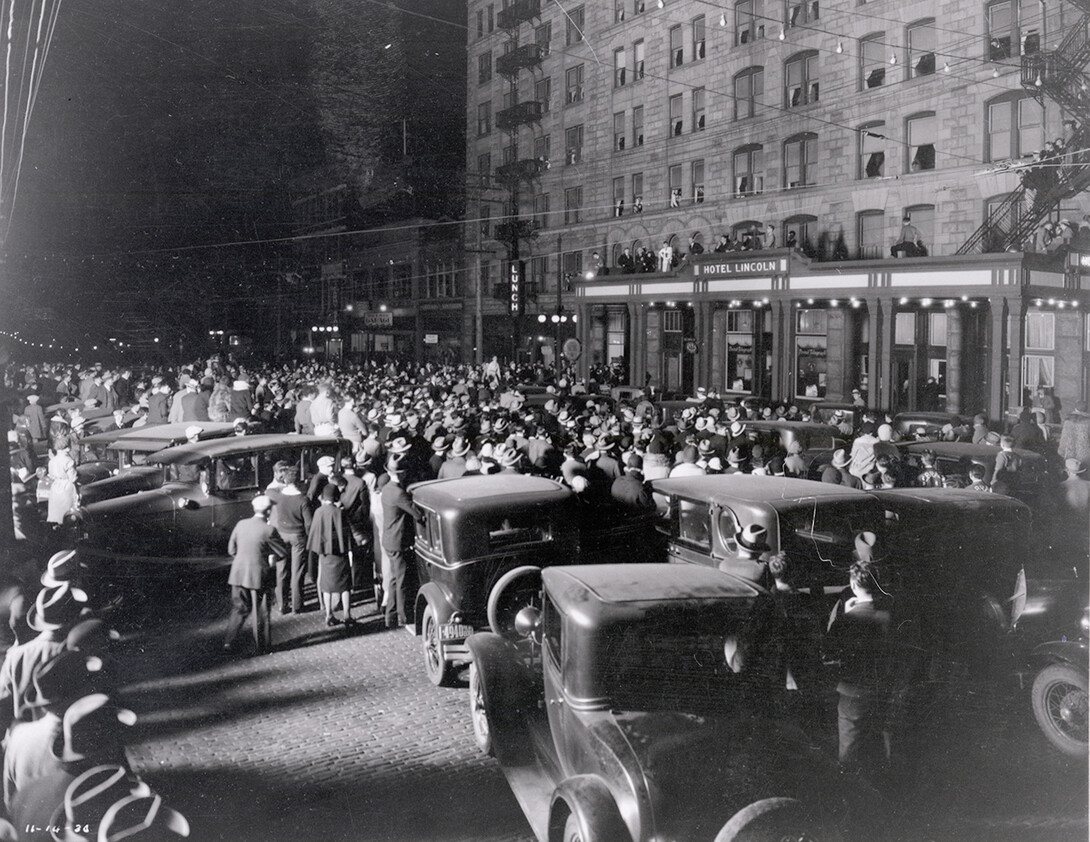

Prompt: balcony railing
xmin=495 ymin=158 xmax=547 ymax=184
xmin=496 ymin=43 xmax=544 ymax=76
xmin=497 ymin=0 xmax=541 ymax=30
xmin=496 ymin=100 xmax=543 ymax=131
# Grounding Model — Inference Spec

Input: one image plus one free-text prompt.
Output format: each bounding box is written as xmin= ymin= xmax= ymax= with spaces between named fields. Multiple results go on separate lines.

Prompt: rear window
xmin=486 ymin=509 xmax=552 ymax=550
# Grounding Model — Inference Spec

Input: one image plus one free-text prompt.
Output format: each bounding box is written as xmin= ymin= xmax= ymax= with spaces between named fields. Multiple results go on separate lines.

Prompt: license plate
xmin=439 ymin=623 xmax=475 ymax=641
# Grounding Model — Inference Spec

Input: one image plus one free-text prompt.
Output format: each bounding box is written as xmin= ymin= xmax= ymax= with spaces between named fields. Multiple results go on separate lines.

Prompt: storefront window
xmin=795 ymin=308 xmax=827 ymax=398
xmin=725 ymin=310 xmax=755 ymax=392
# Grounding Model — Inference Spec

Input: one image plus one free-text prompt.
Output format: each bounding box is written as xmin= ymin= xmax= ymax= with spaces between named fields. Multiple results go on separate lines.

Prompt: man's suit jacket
xmin=227 ymin=516 xmax=287 ymax=590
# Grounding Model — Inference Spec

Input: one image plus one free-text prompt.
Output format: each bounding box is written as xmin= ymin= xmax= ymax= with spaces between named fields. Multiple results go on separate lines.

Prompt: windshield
xmin=599 ymin=604 xmax=781 ymax=714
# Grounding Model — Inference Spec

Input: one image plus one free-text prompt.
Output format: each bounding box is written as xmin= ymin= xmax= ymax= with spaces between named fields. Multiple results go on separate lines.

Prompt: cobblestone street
xmin=107 ymin=583 xmax=1087 ymax=842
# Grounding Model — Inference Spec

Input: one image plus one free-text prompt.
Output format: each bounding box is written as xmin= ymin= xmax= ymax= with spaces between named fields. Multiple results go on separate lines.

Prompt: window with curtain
xmin=734 ymin=67 xmax=763 ymax=120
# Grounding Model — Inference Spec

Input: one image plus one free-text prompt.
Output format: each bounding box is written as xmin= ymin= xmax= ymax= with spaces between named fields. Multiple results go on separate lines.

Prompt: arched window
xmin=784 ymin=132 xmax=818 ymax=188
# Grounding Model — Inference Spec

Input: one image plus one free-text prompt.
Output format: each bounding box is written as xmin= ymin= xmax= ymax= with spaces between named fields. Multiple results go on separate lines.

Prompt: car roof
xmin=149 ymin=434 xmax=344 ymax=465
xmin=545 ymin=563 xmax=761 ymax=609
xmin=104 ymin=422 xmax=236 ymax=451
xmin=651 ymin=475 xmax=871 ymax=506
xmin=410 ymin=474 xmax=570 ymax=506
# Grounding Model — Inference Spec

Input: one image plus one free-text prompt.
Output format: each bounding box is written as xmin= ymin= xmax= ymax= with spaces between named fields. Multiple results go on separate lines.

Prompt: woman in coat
xmin=306 ymin=484 xmax=355 ymax=626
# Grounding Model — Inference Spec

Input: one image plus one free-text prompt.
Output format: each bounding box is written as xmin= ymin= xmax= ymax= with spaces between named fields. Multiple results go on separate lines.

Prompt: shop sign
xmin=694 ymin=258 xmax=784 ymax=277
xmin=361 ymin=312 xmax=394 ymax=327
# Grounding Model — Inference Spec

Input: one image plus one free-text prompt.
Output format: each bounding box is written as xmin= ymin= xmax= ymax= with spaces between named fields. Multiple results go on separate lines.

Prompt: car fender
xmin=549 ymin=775 xmax=631 ymax=842
xmin=1032 ymin=639 xmax=1089 ymax=671
xmin=415 ymin=582 xmax=454 ymax=635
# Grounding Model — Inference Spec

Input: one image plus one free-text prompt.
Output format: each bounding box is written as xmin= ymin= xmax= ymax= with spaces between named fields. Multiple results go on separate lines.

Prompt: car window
xmin=674 ymin=498 xmax=711 ymax=550
xmin=215 ymin=454 xmax=258 ymax=491
xmin=486 ymin=510 xmax=551 ymax=550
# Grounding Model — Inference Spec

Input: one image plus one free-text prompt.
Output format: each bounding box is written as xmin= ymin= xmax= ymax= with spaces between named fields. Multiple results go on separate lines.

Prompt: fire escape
xmin=958 ymin=2 xmax=1090 ymax=254
xmin=492 ymin=0 xmax=544 ymax=353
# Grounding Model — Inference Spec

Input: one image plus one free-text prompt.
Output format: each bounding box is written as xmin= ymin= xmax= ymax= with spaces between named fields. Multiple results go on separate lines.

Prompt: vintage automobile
xmin=468 ymin=563 xmax=856 ymax=842
xmin=409 ymin=475 xmax=662 ymax=686
xmin=77 ymin=423 xmax=237 ymax=504
xmin=79 ymin=434 xmax=350 ymax=573
xmin=651 ymin=475 xmax=885 ymax=595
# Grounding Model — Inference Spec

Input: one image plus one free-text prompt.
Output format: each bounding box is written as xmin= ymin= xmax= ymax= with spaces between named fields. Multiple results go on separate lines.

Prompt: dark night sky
xmin=4 ymin=0 xmax=466 ymax=339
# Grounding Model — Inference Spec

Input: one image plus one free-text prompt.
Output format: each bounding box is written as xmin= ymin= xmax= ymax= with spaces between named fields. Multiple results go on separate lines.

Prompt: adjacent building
xmin=465 ymin=0 xmax=1090 ymax=418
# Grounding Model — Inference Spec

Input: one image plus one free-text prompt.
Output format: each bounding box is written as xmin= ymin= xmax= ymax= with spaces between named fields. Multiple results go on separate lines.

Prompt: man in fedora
xmin=0 ymin=583 xmax=89 ymax=730
xmin=223 ymin=496 xmax=287 ymax=655
xmin=380 ymin=458 xmax=423 ymax=630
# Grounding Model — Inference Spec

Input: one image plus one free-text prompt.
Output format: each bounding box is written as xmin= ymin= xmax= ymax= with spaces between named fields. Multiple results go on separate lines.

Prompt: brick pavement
xmin=113 ymin=597 xmax=534 ymax=842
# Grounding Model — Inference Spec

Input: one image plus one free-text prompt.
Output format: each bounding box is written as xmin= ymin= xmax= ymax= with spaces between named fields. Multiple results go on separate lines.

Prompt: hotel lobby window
xmin=795 ymin=307 xmax=828 ymax=398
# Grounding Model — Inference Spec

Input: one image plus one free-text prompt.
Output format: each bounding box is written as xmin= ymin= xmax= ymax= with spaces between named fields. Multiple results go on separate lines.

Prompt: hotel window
xmin=535 ymin=23 xmax=552 ymax=56
xmin=615 ymin=0 xmax=626 ymax=22
xmin=692 ymin=15 xmax=706 ymax=60
xmin=795 ymin=309 xmax=828 ymax=398
xmin=783 ymin=214 xmax=817 ymax=249
xmin=533 ymin=134 xmax=550 ymax=163
xmin=565 ymin=125 xmax=584 ymax=164
xmin=632 ymin=106 xmax=644 ymax=147
xmin=857 ymin=210 xmax=885 ymax=258
xmin=736 ymin=0 xmax=765 ymax=45
xmin=668 ymin=164 xmax=682 ymax=206
xmin=860 ymin=33 xmax=886 ymax=89
xmin=733 ymin=144 xmax=764 ymax=196
xmin=904 ymin=205 xmax=934 ymax=252
xmin=533 ymin=193 xmax=550 ymax=229
xmin=566 ymin=65 xmax=585 ymax=104
xmin=785 ymin=0 xmax=818 ymax=28
xmin=907 ymin=112 xmax=936 ymax=171
xmin=663 ymin=309 xmax=683 ymax=332
xmin=858 ymin=122 xmax=885 ymax=179
xmin=614 ymin=48 xmax=627 ymax=87
xmin=692 ymin=87 xmax=706 ymax=131
xmin=734 ymin=67 xmax=763 ymax=119
xmin=785 ymin=51 xmax=818 ymax=108
xmin=477 ymin=101 xmax=491 ymax=136
xmin=907 ymin=19 xmax=936 ymax=77
xmin=566 ymin=6 xmax=585 ymax=45
xmin=634 ymin=40 xmax=645 ymax=80
xmin=986 ymin=94 xmax=1044 ymax=161
xmin=478 ymin=52 xmax=492 ymax=84
xmin=692 ymin=159 xmax=705 ymax=204
xmin=607 ymin=312 xmax=627 ymax=364
xmin=670 ymin=25 xmax=684 ymax=67
xmin=614 ymin=112 xmax=626 ymax=151
xmin=784 ymin=132 xmax=817 ymax=188
xmin=564 ymin=186 xmax=583 ymax=224
xmin=670 ymin=94 xmax=684 ymax=136
xmin=478 ymin=152 xmax=492 ymax=187
xmin=725 ymin=309 xmax=755 ymax=392
xmin=613 ymin=177 xmax=626 ymax=216
xmin=534 ymin=77 xmax=551 ymax=113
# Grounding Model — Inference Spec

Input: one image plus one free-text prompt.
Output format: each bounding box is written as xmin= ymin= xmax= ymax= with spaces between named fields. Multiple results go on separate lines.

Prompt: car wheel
xmin=1032 ymin=663 xmax=1089 ymax=758
xmin=487 ymin=565 xmax=542 ymax=640
xmin=715 ymin=797 xmax=840 ymax=842
xmin=421 ymin=603 xmax=455 ymax=687
xmin=468 ymin=661 xmax=493 ymax=756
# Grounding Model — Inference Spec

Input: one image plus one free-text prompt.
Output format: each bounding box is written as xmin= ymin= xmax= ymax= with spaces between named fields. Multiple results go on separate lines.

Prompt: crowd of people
xmin=0 ymin=548 xmax=189 ymax=841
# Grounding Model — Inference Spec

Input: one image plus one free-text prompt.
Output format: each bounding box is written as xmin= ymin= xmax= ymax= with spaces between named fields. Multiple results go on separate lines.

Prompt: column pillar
xmin=878 ymin=296 xmax=895 ymax=409
xmin=988 ymin=298 xmax=1006 ymax=422
xmin=946 ymin=308 xmax=963 ymax=415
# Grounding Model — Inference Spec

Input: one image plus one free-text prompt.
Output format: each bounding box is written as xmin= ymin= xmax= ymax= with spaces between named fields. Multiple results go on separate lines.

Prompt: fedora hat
xmin=831 ymin=449 xmax=851 ymax=469
xmin=737 ymin=524 xmax=769 ymax=552
xmin=98 ymin=794 xmax=190 ymax=842
xmin=27 ymin=582 xmax=88 ymax=632
xmin=59 ymin=765 xmax=152 ymax=842
xmin=60 ymin=694 xmax=137 ymax=764
xmin=386 ymin=436 xmax=412 ymax=455
xmin=41 ymin=549 xmax=85 ymax=588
